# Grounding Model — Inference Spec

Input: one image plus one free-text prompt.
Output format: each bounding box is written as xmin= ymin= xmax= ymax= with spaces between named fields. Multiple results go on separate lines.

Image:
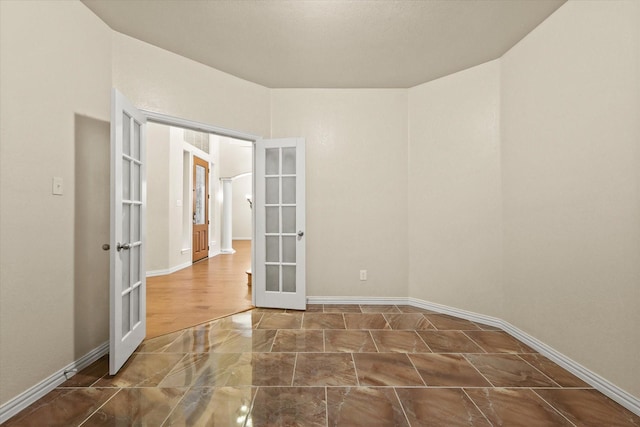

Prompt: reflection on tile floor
xmin=5 ymin=305 xmax=640 ymax=426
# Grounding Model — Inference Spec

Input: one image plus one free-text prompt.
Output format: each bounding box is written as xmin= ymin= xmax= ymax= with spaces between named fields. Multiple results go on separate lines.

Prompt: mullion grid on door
xmin=121 ymin=114 xmax=143 ymax=337
xmin=264 ymin=147 xmax=297 ymax=293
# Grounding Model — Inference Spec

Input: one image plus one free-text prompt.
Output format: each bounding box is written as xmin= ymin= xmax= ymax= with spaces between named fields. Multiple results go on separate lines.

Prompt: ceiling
xmin=82 ymin=0 xmax=565 ymax=89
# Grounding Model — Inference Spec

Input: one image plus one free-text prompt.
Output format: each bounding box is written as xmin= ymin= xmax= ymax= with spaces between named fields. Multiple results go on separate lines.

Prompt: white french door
xmin=109 ymin=89 xmax=147 ymax=374
xmin=254 ymin=138 xmax=306 ymax=310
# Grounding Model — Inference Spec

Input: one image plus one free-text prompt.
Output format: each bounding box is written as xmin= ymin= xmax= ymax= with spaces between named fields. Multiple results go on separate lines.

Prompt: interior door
xmin=254 ymin=138 xmax=306 ymax=310
xmin=192 ymin=156 xmax=209 ymax=263
xmin=109 ymin=89 xmax=146 ymax=374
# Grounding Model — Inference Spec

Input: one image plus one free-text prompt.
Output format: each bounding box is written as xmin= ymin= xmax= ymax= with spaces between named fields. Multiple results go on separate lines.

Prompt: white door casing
xmin=110 ymin=89 xmax=147 ymax=374
xmin=254 ymin=138 xmax=306 ymax=310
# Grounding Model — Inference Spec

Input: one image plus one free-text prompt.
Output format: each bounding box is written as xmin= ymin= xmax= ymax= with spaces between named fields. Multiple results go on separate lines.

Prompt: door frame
xmin=140 ymin=110 xmax=261 ymax=304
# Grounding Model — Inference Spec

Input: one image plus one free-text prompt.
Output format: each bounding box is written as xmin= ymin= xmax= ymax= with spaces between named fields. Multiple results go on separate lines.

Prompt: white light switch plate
xmin=52 ymin=177 xmax=63 ymax=195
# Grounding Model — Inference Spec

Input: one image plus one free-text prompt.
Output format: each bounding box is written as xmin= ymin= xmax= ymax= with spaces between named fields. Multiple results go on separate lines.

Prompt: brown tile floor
xmin=5 ymin=305 xmax=640 ymax=426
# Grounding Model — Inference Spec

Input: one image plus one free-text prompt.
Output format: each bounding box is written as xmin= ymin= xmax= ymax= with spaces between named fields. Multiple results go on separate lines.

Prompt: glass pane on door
xmin=262 ymin=145 xmax=299 ymax=296
xmin=195 ymin=164 xmax=206 ymax=224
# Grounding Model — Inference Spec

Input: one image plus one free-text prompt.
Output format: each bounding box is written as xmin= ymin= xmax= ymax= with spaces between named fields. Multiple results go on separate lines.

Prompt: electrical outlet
xmin=359 ymin=270 xmax=367 ymax=281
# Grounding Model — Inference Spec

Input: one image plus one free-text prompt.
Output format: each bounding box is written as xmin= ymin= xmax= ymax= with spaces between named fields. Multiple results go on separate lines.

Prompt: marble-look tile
xmin=214 ymin=329 xmax=277 ymax=353
xmin=163 ymin=387 xmax=254 ymax=427
xmin=136 ymin=330 xmax=184 ymax=353
xmin=465 ymin=388 xmax=572 ymax=426
xmin=344 ymin=313 xmax=390 ymax=330
xmin=418 ymin=331 xmax=485 ymax=353
xmin=293 ymin=353 xmax=357 ymax=386
xmin=82 ymin=387 xmax=186 ymax=426
xmin=383 ymin=313 xmax=435 ymax=330
xmin=59 ymin=355 xmax=108 ymax=387
xmin=360 ymin=304 xmax=401 ymax=313
xmin=163 ymin=325 xmax=231 ymax=353
xmin=370 ymin=330 xmax=431 ymax=353
xmin=95 ymin=353 xmax=185 ymax=387
xmin=248 ymin=387 xmax=326 ymax=427
xmin=226 ymin=352 xmax=297 ymax=386
xmin=210 ymin=310 xmax=261 ymax=330
xmin=304 ymin=304 xmax=325 ymax=312
xmin=519 ymin=354 xmax=590 ymax=387
xmin=159 ymin=352 xmax=297 ymax=387
xmin=464 ymin=330 xmax=536 ymax=353
xmin=256 ymin=312 xmax=303 ymax=329
xmin=465 ymin=354 xmax=558 ymax=387
xmin=409 ymin=353 xmax=492 ymax=387
xmin=302 ymin=313 xmax=345 ymax=329
xmin=324 ymin=330 xmax=378 ymax=353
xmin=424 ymin=314 xmax=482 ymax=330
xmin=158 ymin=352 xmax=239 ymax=387
xmin=271 ymin=329 xmax=324 ymax=352
xmin=4 ymin=388 xmax=117 ymax=427
xmin=323 ymin=304 xmax=362 ymax=313
xmin=327 ymin=387 xmax=409 ymax=426
xmin=396 ymin=388 xmax=490 ymax=427
xmin=396 ymin=305 xmax=439 ymax=314
xmin=352 ymin=353 xmax=424 ymax=386
xmin=535 ymin=389 xmax=640 ymax=426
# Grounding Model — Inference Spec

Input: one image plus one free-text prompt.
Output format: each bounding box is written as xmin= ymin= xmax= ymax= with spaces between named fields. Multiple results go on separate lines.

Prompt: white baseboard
xmin=0 ymin=341 xmax=109 ymax=424
xmin=146 ymin=261 xmax=192 ymax=277
xmin=308 ymin=295 xmax=640 ymax=416
xmin=232 ymin=237 xmax=252 ymax=241
xmin=307 ymin=296 xmax=410 ymax=306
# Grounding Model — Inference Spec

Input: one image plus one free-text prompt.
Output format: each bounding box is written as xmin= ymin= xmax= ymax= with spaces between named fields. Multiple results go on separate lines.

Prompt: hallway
xmin=146 ymin=240 xmax=253 ymax=338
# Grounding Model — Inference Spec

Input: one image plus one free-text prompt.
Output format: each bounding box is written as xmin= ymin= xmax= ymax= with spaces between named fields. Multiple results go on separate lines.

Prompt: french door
xmin=109 ymin=89 xmax=146 ymax=374
xmin=254 ymin=138 xmax=306 ymax=310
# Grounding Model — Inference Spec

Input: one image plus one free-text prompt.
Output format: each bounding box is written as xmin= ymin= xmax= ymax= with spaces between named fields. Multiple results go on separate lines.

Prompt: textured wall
xmin=408 ymin=60 xmax=503 ymax=318
xmin=501 ymin=0 xmax=640 ymax=398
xmin=271 ymin=89 xmax=409 ymax=298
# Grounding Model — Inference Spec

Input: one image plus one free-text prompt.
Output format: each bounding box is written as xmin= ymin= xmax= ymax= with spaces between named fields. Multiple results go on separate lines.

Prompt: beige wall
xmin=0 ymin=0 xmax=112 ymax=404
xmin=111 ymin=32 xmax=270 ymax=138
xmin=271 ymin=90 xmax=409 ymax=298
xmin=146 ymin=123 xmax=171 ymax=271
xmin=501 ymin=0 xmax=640 ymax=397
xmin=408 ymin=60 xmax=503 ymax=318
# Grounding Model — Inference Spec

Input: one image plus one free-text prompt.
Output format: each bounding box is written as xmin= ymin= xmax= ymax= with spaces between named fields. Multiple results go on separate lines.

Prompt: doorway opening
xmin=144 ymin=121 xmax=255 ymax=338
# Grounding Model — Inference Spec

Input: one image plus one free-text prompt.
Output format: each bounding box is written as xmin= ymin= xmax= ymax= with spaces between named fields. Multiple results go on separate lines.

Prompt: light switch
xmin=52 ymin=177 xmax=63 ymax=195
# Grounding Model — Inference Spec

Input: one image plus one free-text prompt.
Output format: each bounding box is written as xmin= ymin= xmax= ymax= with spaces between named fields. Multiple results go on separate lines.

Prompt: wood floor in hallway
xmin=146 ymin=240 xmax=253 ymax=338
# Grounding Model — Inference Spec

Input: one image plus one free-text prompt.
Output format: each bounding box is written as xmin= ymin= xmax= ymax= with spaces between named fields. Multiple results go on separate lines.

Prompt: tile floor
xmin=5 ymin=305 xmax=640 ymax=426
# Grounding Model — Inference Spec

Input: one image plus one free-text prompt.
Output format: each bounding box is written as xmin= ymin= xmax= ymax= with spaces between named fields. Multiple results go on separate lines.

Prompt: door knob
xmin=297 ymin=231 xmax=304 ymax=237
xmin=117 ymin=242 xmax=131 ymax=252
xmin=102 ymin=244 xmax=110 ymax=251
